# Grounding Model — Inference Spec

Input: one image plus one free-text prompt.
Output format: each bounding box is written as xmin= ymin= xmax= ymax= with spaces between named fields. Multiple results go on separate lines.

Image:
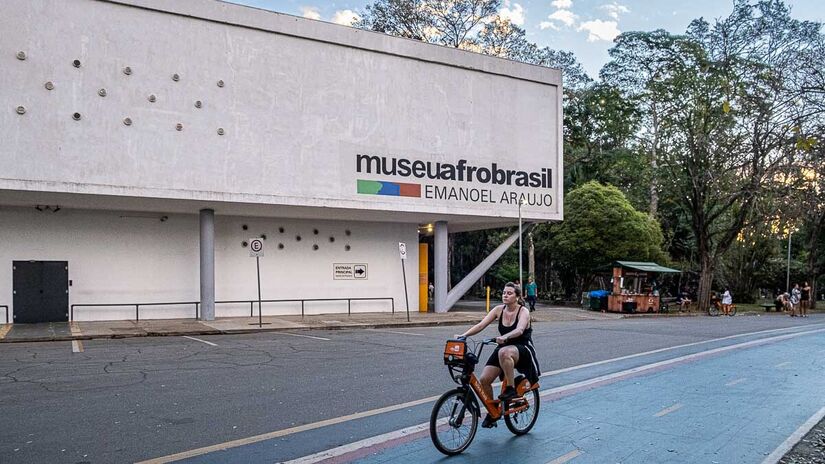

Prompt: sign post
xmin=399 ymin=242 xmax=410 ymax=322
xmin=249 ymin=238 xmax=264 ymax=327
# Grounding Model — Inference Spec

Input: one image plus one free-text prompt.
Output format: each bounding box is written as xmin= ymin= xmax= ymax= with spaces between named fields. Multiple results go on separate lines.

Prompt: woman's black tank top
xmin=498 ymin=306 xmax=532 ymax=345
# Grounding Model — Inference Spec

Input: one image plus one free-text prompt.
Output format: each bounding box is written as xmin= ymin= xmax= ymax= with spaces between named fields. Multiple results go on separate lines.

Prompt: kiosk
xmin=606 ymin=261 xmax=680 ymax=313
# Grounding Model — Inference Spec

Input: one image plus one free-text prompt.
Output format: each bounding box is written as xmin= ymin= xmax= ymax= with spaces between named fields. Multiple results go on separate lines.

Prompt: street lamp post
xmin=518 ymin=198 xmax=526 ymax=289
xmin=786 ymin=231 xmax=792 ymax=293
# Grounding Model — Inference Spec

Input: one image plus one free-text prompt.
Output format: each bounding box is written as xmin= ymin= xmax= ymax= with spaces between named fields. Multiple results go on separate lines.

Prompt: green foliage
xmin=553 ymin=182 xmax=668 ymax=288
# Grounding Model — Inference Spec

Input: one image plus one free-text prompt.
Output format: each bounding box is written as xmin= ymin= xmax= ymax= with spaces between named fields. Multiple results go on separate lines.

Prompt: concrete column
xmin=199 ymin=209 xmax=215 ymax=321
xmin=434 ymin=221 xmax=448 ymax=313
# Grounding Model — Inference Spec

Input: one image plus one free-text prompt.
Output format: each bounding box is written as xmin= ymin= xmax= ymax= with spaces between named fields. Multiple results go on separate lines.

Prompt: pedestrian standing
xmin=525 ymin=277 xmax=538 ymax=312
xmin=722 ymin=287 xmax=733 ymax=317
xmin=800 ymin=281 xmax=811 ymax=317
xmin=790 ymin=283 xmax=801 ymax=317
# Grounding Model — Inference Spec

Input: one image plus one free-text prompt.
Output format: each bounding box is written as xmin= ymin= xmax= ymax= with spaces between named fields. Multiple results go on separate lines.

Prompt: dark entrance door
xmin=13 ymin=261 xmax=69 ymax=323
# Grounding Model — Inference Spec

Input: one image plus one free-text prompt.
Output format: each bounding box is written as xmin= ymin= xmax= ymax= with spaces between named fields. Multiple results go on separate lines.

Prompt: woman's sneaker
xmin=499 ymin=385 xmax=518 ymax=401
xmin=481 ymin=414 xmax=498 ymax=428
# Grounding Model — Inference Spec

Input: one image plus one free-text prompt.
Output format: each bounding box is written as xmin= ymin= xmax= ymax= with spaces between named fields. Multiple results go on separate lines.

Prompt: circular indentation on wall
xmin=278 ymin=243 xmax=284 ymax=249
xmin=16 ymin=51 xmax=27 ymax=60
xmin=16 ymin=106 xmax=26 ymax=115
xmin=172 ymin=73 xmax=180 ymax=81
xmin=345 ymin=245 xmax=351 ymax=251
xmin=278 ymin=227 xmax=285 ymax=233
xmin=98 ymin=88 xmax=107 ymax=97
xmin=313 ymin=229 xmax=319 ymax=235
xmin=242 ymin=241 xmax=248 ymax=247
xmin=148 ymin=94 xmax=156 ymax=103
xmin=296 ymin=235 xmax=302 ymax=241
xmin=313 ymin=244 xmax=319 ymax=250
xmin=123 ymin=66 xmax=132 ymax=75
xmin=260 ymin=234 xmax=267 ymax=240
xmin=175 ymin=123 xmax=183 ymax=131
xmin=217 ymin=80 xmax=224 ymax=88
xmin=123 ymin=117 xmax=132 ymax=126
xmin=217 ymin=128 xmax=225 ymax=136
xmin=72 ymin=59 xmax=81 ymax=68
xmin=44 ymin=81 xmax=54 ymax=90
xmin=72 ymin=112 xmax=81 ymax=120
xmin=195 ymin=100 xmax=202 ymax=109
xmin=242 ymin=224 xmax=248 ymax=230
xmin=345 ymin=230 xmax=351 ymax=236
xmin=329 ymin=236 xmax=335 ymax=243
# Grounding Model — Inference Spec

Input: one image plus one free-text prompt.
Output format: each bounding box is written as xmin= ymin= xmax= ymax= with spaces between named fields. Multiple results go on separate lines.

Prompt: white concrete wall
xmin=0 ymin=0 xmax=562 ymax=222
xmin=0 ymin=207 xmax=418 ymax=321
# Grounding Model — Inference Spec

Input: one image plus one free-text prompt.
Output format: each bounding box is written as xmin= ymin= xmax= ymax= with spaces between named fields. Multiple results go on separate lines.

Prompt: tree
xmin=551 ymin=181 xmax=668 ymax=293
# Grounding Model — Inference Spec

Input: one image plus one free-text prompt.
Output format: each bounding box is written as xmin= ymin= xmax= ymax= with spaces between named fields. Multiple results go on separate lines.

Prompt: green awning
xmin=612 ymin=261 xmax=681 ymax=273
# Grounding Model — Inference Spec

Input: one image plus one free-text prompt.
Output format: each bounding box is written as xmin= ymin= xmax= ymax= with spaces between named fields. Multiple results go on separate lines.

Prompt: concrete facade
xmin=0 ymin=0 xmax=562 ymax=321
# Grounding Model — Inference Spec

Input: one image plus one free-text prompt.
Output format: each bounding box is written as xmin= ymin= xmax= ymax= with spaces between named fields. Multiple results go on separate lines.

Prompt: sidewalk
xmin=0 ymin=304 xmax=623 ymax=343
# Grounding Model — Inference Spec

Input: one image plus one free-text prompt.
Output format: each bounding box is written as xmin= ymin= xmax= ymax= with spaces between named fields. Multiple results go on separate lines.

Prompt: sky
xmin=226 ymin=0 xmax=823 ymax=78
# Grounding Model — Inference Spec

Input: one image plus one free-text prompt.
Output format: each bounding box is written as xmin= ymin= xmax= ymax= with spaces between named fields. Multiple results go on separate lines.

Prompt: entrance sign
xmin=249 ymin=238 xmax=264 ymax=257
xmin=334 ymin=263 xmax=368 ymax=280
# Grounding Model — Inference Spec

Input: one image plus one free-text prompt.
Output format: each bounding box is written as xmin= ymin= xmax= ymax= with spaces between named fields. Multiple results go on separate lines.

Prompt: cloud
xmin=578 ymin=19 xmax=620 ymax=42
xmin=499 ymin=1 xmax=525 ymax=26
xmin=539 ymin=21 xmax=559 ymax=30
xmin=600 ymin=2 xmax=630 ymax=20
xmin=551 ymin=0 xmax=572 ymax=8
xmin=300 ymin=6 xmax=321 ymax=20
xmin=331 ymin=9 xmax=360 ymax=26
xmin=547 ymin=9 xmax=578 ymax=27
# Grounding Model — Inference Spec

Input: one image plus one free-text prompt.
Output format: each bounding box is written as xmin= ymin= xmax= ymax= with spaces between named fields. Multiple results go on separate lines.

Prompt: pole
xmin=518 ymin=201 xmax=523 ymax=289
xmin=486 ymin=286 xmax=490 ymax=313
xmin=401 ymin=259 xmax=410 ymax=322
xmin=256 ymin=256 xmax=262 ymax=328
xmin=786 ymin=232 xmax=792 ymax=293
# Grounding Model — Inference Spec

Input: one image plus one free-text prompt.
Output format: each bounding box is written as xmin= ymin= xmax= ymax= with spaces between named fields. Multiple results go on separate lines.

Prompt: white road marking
xmin=761 ymin=405 xmax=825 ymax=464
xmin=71 ymin=340 xmax=84 ymax=353
xmin=654 ymin=403 xmax=683 ymax=417
xmin=366 ymin=329 xmax=426 ymax=336
xmin=774 ymin=361 xmax=792 ymax=368
xmin=546 ymin=449 xmax=583 ymax=464
xmin=139 ymin=325 xmax=825 ymax=464
xmin=182 ymin=336 xmax=217 ymax=347
xmin=279 ymin=332 xmax=330 ymax=341
xmin=725 ymin=378 xmax=747 ymax=387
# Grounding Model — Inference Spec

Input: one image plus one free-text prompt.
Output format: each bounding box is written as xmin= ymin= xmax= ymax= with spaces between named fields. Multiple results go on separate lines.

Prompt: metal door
xmin=12 ymin=261 xmax=69 ymax=323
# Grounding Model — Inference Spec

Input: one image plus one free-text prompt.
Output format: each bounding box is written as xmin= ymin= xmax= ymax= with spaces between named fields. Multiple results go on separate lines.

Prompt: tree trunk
xmin=696 ymin=255 xmax=714 ymax=312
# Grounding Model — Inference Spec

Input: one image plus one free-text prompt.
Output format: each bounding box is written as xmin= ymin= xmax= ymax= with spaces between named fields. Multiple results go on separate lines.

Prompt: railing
xmin=215 ymin=297 xmax=395 ymax=318
xmin=69 ymin=297 xmax=395 ymax=321
xmin=70 ymin=302 xmax=200 ymax=322
xmin=1 ymin=305 xmax=8 ymax=324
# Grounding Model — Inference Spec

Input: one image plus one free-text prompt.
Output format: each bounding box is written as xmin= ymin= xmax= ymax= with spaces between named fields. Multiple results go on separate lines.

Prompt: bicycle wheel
xmin=730 ymin=305 xmax=737 ymax=316
xmin=504 ymin=388 xmax=540 ymax=435
xmin=708 ymin=304 xmax=720 ymax=316
xmin=430 ymin=389 xmax=479 ymax=455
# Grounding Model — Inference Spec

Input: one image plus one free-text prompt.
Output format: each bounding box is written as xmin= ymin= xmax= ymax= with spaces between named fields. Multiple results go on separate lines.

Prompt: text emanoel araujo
xmin=355 ymin=154 xmax=553 ymax=207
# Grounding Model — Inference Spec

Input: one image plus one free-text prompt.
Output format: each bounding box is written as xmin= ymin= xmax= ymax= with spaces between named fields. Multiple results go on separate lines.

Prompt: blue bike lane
xmin=281 ymin=327 xmax=825 ymax=464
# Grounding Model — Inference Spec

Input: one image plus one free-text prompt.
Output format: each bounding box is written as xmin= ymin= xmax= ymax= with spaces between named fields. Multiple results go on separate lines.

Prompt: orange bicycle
xmin=430 ymin=338 xmax=541 ymax=455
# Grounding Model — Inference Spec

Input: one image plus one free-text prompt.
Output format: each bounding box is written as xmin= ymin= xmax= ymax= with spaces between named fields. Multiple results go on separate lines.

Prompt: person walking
xmin=800 ymin=282 xmax=811 ymax=317
xmin=790 ymin=283 xmax=801 ymax=317
xmin=525 ymin=277 xmax=538 ymax=312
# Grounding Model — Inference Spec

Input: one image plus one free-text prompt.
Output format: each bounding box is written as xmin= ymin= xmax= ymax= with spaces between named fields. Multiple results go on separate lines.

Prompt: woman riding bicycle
xmin=456 ymin=282 xmax=541 ymax=428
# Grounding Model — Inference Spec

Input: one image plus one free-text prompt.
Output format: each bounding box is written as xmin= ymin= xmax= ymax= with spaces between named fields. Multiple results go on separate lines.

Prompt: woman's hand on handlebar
xmin=495 ymin=336 xmax=507 ymax=345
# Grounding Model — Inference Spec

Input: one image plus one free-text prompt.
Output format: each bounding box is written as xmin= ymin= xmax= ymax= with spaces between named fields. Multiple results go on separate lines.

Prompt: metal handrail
xmin=1 ymin=305 xmax=8 ymax=324
xmin=215 ymin=297 xmax=395 ymax=318
xmin=69 ymin=297 xmax=395 ymax=321
xmin=70 ymin=301 xmax=200 ymax=322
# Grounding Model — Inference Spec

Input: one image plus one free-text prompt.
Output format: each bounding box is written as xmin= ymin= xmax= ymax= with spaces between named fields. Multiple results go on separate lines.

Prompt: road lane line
xmin=71 ymin=340 xmax=84 ymax=353
xmin=70 ymin=322 xmax=84 ymax=353
xmin=654 ymin=403 xmax=683 ymax=417
xmin=761 ymin=405 xmax=825 ymax=464
xmin=774 ymin=361 xmax=792 ymax=368
xmin=279 ymin=332 xmax=330 ymax=341
xmin=546 ymin=449 xmax=583 ymax=464
xmin=366 ymin=329 xmax=426 ymax=336
xmin=725 ymin=378 xmax=747 ymax=387
xmin=139 ymin=326 xmax=825 ymax=464
xmin=182 ymin=336 xmax=218 ymax=346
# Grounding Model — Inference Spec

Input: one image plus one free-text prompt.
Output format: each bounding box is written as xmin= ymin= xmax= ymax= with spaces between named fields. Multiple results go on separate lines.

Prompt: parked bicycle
xmin=707 ymin=298 xmax=736 ymax=316
xmin=430 ymin=337 xmax=540 ymax=455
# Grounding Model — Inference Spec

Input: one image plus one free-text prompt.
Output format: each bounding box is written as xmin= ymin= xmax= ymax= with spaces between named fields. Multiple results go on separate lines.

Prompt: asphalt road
xmin=1 ymin=314 xmax=823 ymax=463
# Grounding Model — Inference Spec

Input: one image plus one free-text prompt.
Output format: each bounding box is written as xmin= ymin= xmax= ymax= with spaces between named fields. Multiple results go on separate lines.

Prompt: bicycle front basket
xmin=443 ymin=339 xmax=466 ymax=365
